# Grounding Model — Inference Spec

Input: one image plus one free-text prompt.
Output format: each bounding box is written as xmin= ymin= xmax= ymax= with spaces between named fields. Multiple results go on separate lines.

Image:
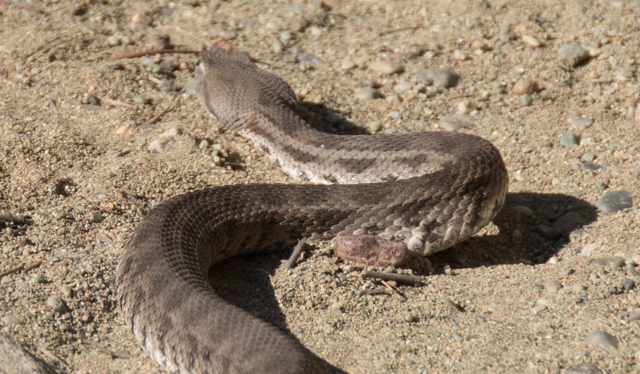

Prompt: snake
xmin=116 ymin=47 xmax=508 ymax=374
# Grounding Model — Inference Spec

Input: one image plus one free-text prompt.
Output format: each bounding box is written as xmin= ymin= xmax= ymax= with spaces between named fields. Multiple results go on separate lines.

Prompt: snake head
xmin=196 ymin=48 xmax=297 ymax=131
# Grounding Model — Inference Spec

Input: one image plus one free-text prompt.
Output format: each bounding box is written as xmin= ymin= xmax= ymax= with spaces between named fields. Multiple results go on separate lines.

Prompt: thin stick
xmin=147 ymin=98 xmax=177 ymax=125
xmin=287 ymin=239 xmax=308 ymax=269
xmin=378 ymin=25 xmax=425 ymax=36
xmin=363 ymin=271 xmax=422 ymax=286
xmin=0 ymin=263 xmax=24 ymax=278
xmin=380 ymin=280 xmax=407 ymax=300
xmin=110 ymin=49 xmax=202 ymax=61
xmin=24 ymin=260 xmax=42 ymax=272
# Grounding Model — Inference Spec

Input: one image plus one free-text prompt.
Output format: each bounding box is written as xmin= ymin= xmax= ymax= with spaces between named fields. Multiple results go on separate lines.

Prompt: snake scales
xmin=116 ymin=48 xmax=508 ymax=374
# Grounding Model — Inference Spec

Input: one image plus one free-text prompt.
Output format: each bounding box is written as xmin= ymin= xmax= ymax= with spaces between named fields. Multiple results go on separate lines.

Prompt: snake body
xmin=116 ymin=48 xmax=508 ymax=373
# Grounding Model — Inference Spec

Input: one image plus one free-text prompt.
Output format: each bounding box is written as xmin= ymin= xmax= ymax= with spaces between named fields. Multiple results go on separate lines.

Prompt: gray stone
xmin=560 ymin=132 xmax=579 ymax=146
xmin=585 ymin=330 xmax=618 ymax=350
xmin=417 ymin=68 xmax=461 ymax=88
xmin=558 ymin=43 xmax=590 ymax=67
xmin=531 ymin=225 xmax=562 ymax=240
xmin=0 ymin=335 xmax=57 ymax=374
xmin=569 ymin=228 xmax=584 ymax=241
xmin=552 ymin=211 xmax=583 ymax=234
xmin=598 ymin=190 xmax=632 ymax=213
xmin=184 ymin=78 xmax=198 ymax=95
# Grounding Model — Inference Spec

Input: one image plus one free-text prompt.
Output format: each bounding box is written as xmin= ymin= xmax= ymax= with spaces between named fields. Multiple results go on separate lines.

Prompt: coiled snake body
xmin=116 ymin=48 xmax=508 ymax=373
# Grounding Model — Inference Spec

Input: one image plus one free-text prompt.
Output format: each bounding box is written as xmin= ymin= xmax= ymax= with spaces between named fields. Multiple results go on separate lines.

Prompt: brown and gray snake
xmin=116 ymin=47 xmax=508 ymax=374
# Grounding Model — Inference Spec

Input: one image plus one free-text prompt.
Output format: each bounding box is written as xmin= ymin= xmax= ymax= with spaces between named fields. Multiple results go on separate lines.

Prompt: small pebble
xmin=521 ymin=94 xmax=532 ymax=106
xmin=591 ymin=257 xmax=625 ymax=269
xmin=597 ymin=190 xmax=632 ymax=213
xmin=558 ymin=43 xmax=590 ymax=67
xmin=566 ymin=363 xmax=603 ymax=374
xmin=531 ymin=304 xmax=547 ymax=314
xmin=585 ymin=330 xmax=618 ymax=350
xmin=184 ymin=78 xmax=197 ymax=95
xmin=417 ymin=68 xmax=461 ymax=88
xmin=107 ymin=35 xmax=121 ymax=46
xmin=354 ymin=87 xmax=382 ymax=100
xmin=133 ymin=95 xmax=145 ymax=104
xmin=544 ymin=280 xmax=562 ymax=293
xmin=581 ymin=151 xmax=595 ymax=163
xmin=568 ymin=117 xmax=593 ymax=129
xmin=581 ymin=243 xmax=598 ymax=256
xmin=341 ymin=60 xmax=357 ymax=71
xmin=522 ymin=35 xmax=541 ymax=48
xmin=199 ymin=140 xmax=210 ymax=150
xmin=512 ymin=79 xmax=538 ymax=95
xmin=368 ymin=60 xmax=404 ymax=75
xmin=46 ymin=295 xmax=68 ymax=314
xmin=393 ymin=81 xmax=413 ymax=94
xmin=560 ymin=132 xmax=579 ymax=146
xmin=438 ymin=114 xmax=477 ymax=131
xmin=89 ymin=211 xmax=103 ymax=223
xmin=404 ymin=313 xmax=419 ymax=323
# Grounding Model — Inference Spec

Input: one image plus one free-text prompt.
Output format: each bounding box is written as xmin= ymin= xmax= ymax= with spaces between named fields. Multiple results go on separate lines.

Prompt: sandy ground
xmin=1 ymin=0 xmax=640 ymax=373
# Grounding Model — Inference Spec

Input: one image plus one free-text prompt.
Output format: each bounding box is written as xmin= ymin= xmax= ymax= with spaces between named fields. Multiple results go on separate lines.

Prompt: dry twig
xmin=363 ymin=271 xmax=422 ymax=286
xmin=378 ymin=25 xmax=425 ymax=36
xmin=110 ymin=49 xmax=201 ymax=61
xmin=286 ymin=239 xmax=308 ymax=269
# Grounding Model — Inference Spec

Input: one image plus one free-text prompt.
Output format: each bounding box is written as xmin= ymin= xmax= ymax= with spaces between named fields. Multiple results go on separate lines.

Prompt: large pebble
xmin=558 ymin=43 xmax=590 ymax=67
xmin=354 ymin=87 xmax=382 ymax=100
xmin=368 ymin=60 xmax=404 ymax=75
xmin=597 ymin=190 xmax=632 ymax=213
xmin=417 ymin=68 xmax=460 ymax=88
xmin=585 ymin=330 xmax=618 ymax=350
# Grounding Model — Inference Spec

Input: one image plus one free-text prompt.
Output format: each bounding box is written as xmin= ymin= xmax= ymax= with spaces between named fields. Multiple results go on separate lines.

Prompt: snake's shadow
xmin=208 ymin=192 xmax=597 ymax=372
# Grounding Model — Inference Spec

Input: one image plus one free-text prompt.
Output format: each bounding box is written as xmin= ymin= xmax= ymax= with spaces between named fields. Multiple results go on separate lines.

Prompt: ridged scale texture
xmin=116 ymin=48 xmax=508 ymax=374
